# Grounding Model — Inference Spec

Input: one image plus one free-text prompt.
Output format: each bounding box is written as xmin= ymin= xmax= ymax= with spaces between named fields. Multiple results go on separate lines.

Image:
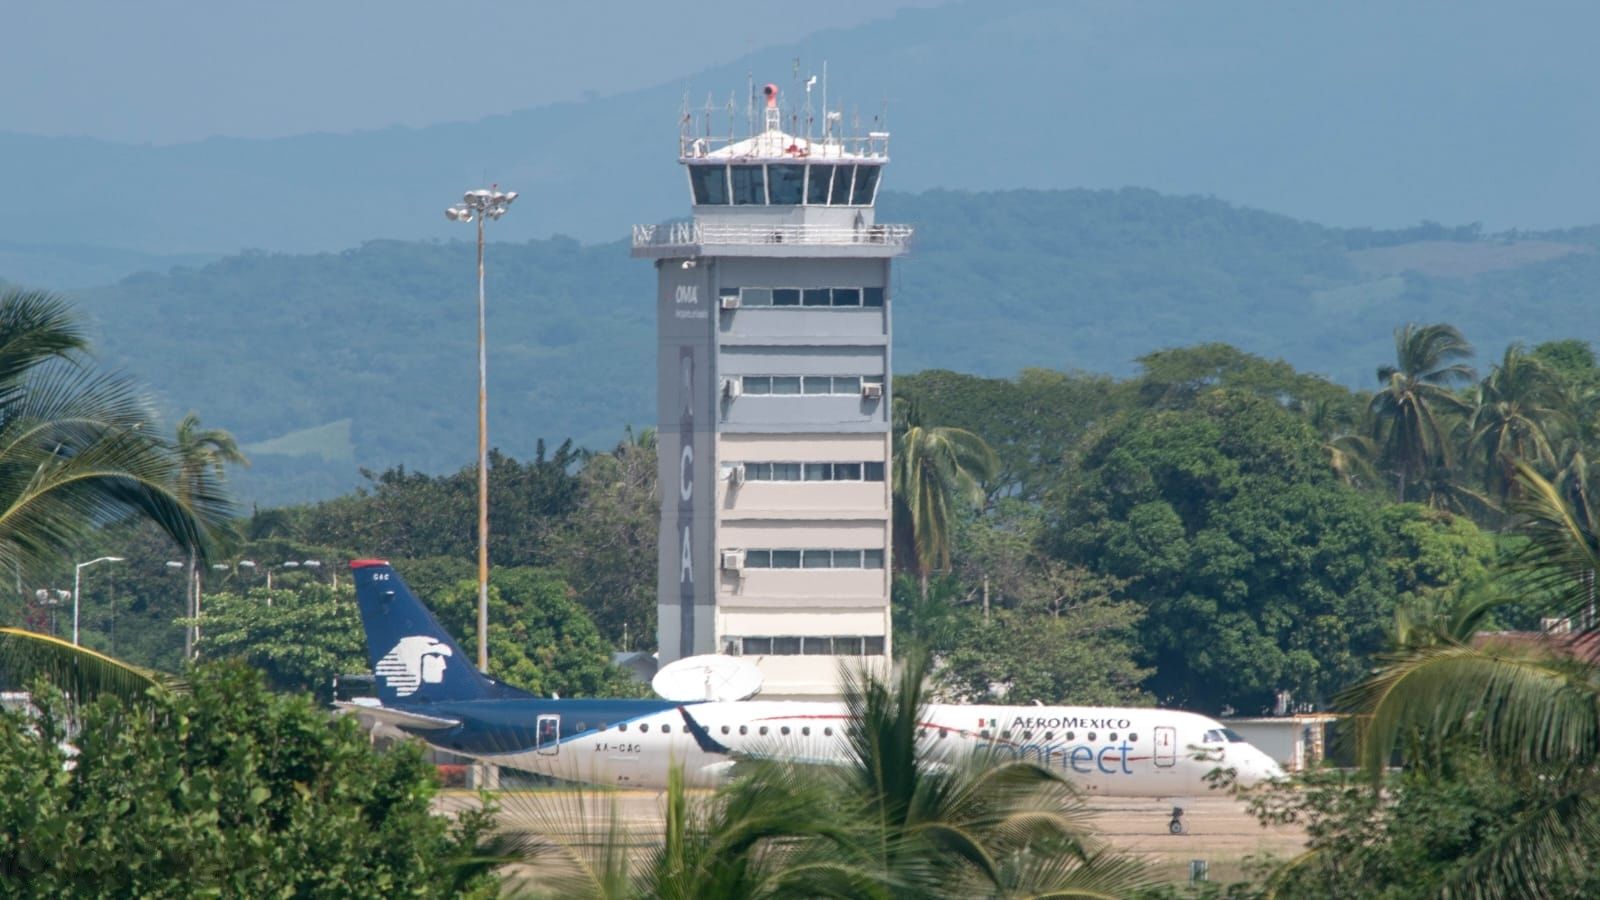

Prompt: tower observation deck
xmin=635 ymin=82 xmax=909 ymax=698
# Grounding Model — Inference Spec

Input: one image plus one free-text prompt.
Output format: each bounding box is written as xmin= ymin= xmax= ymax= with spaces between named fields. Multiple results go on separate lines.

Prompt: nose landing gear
xmin=1168 ymin=806 xmax=1186 ymax=835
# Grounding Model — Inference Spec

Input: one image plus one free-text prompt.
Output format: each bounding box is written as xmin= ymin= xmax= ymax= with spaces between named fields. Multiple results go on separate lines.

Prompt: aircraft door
xmin=1154 ymin=726 xmax=1177 ymax=768
xmin=536 ymin=714 xmax=560 ymax=756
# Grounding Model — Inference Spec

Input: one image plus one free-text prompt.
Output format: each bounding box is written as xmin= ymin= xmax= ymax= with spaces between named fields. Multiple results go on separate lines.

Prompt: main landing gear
xmin=1168 ymin=806 xmax=1186 ymax=835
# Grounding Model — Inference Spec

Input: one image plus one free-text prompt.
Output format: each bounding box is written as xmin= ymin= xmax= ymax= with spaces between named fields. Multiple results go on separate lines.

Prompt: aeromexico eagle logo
xmin=375 ymin=636 xmax=453 ymax=697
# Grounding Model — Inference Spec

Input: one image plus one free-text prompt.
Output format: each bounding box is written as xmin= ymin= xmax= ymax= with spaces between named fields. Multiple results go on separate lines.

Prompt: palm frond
xmin=1506 ymin=460 xmax=1600 ymax=626
xmin=0 ymin=626 xmax=183 ymax=705
xmin=0 ymin=288 xmax=89 ymax=389
xmin=1344 ymin=643 xmax=1600 ymax=773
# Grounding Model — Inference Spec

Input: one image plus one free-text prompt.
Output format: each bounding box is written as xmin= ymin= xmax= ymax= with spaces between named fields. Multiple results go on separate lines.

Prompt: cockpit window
xmin=1203 ymin=729 xmax=1224 ymax=743
xmin=1222 ymin=728 xmax=1247 ymax=743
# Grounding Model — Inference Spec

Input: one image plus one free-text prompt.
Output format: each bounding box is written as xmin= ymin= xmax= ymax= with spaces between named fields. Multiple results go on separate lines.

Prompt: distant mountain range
xmin=47 ymin=186 xmax=1600 ymax=506
xmin=3 ymin=0 xmax=1598 ymax=272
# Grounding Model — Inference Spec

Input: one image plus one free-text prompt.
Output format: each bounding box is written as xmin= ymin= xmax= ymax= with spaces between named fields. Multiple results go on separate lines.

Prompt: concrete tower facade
xmin=633 ymin=83 xmax=911 ymax=698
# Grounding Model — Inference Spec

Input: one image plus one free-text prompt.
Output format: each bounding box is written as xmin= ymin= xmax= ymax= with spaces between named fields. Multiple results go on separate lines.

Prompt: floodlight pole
xmin=446 ymin=187 xmax=517 ymax=675
xmin=73 ymin=556 xmax=124 ymax=646
xmin=475 ymin=210 xmax=489 ymax=675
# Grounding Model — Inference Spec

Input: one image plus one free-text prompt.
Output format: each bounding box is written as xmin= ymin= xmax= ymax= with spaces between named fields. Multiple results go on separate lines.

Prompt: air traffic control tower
xmin=632 ymin=83 xmax=911 ymax=699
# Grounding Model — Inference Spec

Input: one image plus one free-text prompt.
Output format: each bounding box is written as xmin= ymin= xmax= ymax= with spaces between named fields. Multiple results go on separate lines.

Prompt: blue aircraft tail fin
xmin=350 ymin=559 xmax=531 ymax=704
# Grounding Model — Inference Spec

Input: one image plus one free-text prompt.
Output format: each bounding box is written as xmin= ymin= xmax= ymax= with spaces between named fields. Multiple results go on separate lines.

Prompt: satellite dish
xmin=652 ymin=654 xmax=763 ymax=702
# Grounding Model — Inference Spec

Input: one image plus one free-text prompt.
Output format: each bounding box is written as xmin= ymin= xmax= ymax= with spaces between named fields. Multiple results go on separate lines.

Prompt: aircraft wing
xmin=335 ymin=700 xmax=461 ymax=731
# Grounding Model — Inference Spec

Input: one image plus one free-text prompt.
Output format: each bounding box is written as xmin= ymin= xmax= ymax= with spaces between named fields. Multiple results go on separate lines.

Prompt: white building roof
xmin=683 ymin=129 xmax=888 ymax=163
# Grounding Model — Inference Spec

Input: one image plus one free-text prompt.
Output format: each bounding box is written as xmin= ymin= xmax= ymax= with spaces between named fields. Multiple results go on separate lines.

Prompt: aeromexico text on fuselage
xmin=342 ymin=559 xmax=1284 ymax=795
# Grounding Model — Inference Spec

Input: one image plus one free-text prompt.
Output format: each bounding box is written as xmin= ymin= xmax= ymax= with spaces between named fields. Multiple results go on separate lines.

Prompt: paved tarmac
xmin=440 ymin=788 xmax=1306 ymax=887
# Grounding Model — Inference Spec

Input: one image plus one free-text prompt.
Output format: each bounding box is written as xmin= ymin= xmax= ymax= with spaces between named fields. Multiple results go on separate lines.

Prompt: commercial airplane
xmin=341 ymin=560 xmax=1282 ymax=832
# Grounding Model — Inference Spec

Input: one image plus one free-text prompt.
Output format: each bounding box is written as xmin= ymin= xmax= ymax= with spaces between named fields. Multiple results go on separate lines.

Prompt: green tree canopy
xmin=1051 ymin=390 xmax=1396 ymax=712
xmin=187 ymin=581 xmax=364 ymax=703
xmin=423 ymin=565 xmax=636 ymax=698
xmin=0 ymin=663 xmax=496 ymax=896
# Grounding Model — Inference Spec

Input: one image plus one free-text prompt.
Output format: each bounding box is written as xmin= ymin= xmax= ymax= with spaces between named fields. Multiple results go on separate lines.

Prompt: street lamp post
xmin=445 ymin=186 xmax=517 ymax=675
xmin=73 ymin=556 xmax=125 ymax=646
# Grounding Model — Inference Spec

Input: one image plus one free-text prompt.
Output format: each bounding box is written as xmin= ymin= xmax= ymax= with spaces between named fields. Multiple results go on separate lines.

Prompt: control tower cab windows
xmin=687 ymin=163 xmax=882 ymax=206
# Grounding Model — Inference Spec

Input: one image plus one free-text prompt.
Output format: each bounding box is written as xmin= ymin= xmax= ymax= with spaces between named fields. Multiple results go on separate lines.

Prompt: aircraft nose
xmin=1235 ymin=749 xmax=1285 ymax=787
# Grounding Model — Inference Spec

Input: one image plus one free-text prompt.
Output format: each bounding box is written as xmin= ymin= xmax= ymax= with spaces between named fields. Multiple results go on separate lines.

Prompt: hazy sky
xmin=2 ymin=1 xmax=942 ymax=144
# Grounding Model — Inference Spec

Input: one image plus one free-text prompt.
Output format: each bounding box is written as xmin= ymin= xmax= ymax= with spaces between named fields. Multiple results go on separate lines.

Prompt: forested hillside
xmin=5 ymin=1 xmax=1599 ymax=257
xmin=54 ymin=187 xmax=1600 ymax=503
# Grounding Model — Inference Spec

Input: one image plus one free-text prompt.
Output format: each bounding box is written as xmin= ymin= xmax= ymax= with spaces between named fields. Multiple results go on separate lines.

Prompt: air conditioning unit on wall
xmin=726 ymin=463 xmax=746 ymax=484
xmin=720 ymin=294 xmax=741 ymax=310
xmin=721 ymin=549 xmax=745 ymax=572
xmin=861 ymin=382 xmax=883 ymax=399
xmin=722 ymin=378 xmax=742 ymax=399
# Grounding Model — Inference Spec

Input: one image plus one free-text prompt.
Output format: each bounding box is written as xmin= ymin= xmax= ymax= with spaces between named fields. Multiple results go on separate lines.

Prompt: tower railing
xmin=632 ymin=221 xmax=914 ymax=249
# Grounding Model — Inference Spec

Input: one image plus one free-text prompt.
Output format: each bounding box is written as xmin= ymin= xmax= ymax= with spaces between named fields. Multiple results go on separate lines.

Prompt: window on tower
xmin=723 ymin=286 xmax=885 ymax=308
xmin=737 ymin=548 xmax=885 ymax=570
xmin=768 ymin=164 xmax=805 ymax=205
xmin=807 ymin=165 xmax=835 ymax=204
xmin=829 ymin=166 xmax=855 ymax=205
xmin=734 ymin=374 xmax=881 ymax=396
xmin=738 ymin=635 xmax=887 ymax=656
xmin=852 ymin=166 xmax=882 ymax=205
xmin=730 ymin=460 xmax=884 ymax=482
xmin=730 ymin=165 xmax=766 ymax=205
xmin=689 ymin=165 xmax=729 ymax=205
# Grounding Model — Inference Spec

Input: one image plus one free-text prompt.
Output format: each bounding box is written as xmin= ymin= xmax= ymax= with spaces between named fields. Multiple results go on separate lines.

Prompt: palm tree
xmin=1369 ymin=323 xmax=1476 ymax=503
xmin=1469 ymin=344 xmax=1566 ymax=505
xmin=1549 ymin=382 xmax=1600 ymax=537
xmin=893 ymin=396 xmax=999 ymax=600
xmin=172 ymin=412 xmax=247 ymax=658
xmin=507 ymin=766 xmax=877 ymax=899
xmin=1298 ymin=396 xmax=1381 ymax=489
xmin=823 ymin=652 xmax=1151 ymax=896
xmin=1339 ymin=463 xmax=1600 ymax=894
xmin=0 ymin=289 xmax=230 ymax=589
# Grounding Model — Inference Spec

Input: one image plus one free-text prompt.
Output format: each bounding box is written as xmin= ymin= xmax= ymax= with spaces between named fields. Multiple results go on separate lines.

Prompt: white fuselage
xmin=462 ymin=701 xmax=1282 ymax=796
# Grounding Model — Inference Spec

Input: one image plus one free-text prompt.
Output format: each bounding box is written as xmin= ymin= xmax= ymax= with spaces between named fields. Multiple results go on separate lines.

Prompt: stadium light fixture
xmin=445 ymin=183 xmax=517 ymax=675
